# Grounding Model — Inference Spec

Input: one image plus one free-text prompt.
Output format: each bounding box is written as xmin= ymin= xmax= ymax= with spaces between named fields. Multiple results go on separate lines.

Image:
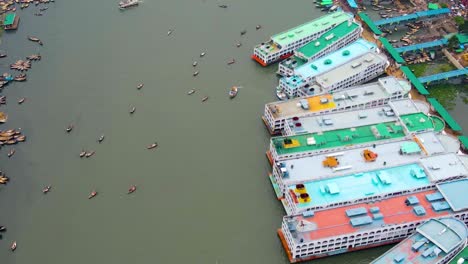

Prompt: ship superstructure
xmin=277 ymin=39 xmax=388 ymax=99
xmin=278 ymin=20 xmax=362 ymax=76
xmin=251 ymin=11 xmax=354 ymax=66
xmin=371 ymin=218 xmax=468 ymax=264
xmin=263 ymin=77 xmax=411 ymax=135
xmin=279 ymin=179 xmax=468 ymax=263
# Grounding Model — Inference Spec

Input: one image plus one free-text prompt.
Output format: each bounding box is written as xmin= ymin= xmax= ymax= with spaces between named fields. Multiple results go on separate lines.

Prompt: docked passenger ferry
xmin=251 ymin=11 xmax=353 ymax=66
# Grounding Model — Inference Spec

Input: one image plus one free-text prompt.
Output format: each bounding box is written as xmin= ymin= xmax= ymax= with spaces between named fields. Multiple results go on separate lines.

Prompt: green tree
xmin=461 ymin=22 xmax=468 ymax=33
xmin=448 ymin=35 xmax=459 ymax=49
xmin=454 ymin=16 xmax=465 ymax=26
xmin=440 ymin=3 xmax=448 ymax=8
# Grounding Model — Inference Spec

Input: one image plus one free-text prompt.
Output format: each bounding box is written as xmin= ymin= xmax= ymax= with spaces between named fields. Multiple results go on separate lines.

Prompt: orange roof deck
xmin=289 ymin=190 xmax=451 ymax=242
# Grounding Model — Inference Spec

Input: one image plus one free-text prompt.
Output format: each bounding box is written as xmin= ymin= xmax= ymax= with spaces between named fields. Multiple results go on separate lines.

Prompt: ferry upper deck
xmin=283 ymin=98 xmax=433 ymax=136
xmin=278 ymin=20 xmax=362 ymax=76
xmin=280 ymin=179 xmax=468 ymax=263
xmin=371 ymin=218 xmax=468 ymax=264
xmin=270 ymin=110 xmax=445 ymax=161
xmin=282 ymin=153 xmax=468 ymax=214
xmin=273 ymin=132 xmax=460 ymax=192
xmin=264 ymin=77 xmax=411 ymax=133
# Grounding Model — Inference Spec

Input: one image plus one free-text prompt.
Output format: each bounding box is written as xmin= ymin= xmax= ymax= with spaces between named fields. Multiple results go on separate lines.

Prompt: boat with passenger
xmin=119 ymin=0 xmax=139 ymax=9
xmin=229 ymin=86 xmax=238 ymax=99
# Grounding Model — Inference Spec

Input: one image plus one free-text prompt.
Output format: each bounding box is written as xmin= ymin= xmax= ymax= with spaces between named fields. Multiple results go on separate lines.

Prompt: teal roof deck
xmin=380 ymin=37 xmax=405 ymax=64
xmin=271 ymin=11 xmax=353 ymax=47
xmin=401 ymin=66 xmax=430 ymax=95
xmin=4 ymin=13 xmax=16 ymax=26
xmin=282 ymin=39 xmax=376 ymax=89
xmin=291 ymin=163 xmax=430 ymax=209
xmin=427 ymin=98 xmax=462 ymax=132
xmin=437 ymin=179 xmax=468 ymax=212
xmin=449 ymin=246 xmax=468 ymax=264
xmin=273 ymin=121 xmax=406 ymax=156
xmin=400 ymin=112 xmax=445 ymax=132
xmin=296 ymin=21 xmax=360 ymax=59
xmin=459 ymin=136 xmax=468 ymax=150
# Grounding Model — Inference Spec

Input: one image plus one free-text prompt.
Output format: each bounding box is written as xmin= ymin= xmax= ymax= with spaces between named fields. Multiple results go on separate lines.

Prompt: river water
xmin=0 ymin=0 xmax=466 ymax=264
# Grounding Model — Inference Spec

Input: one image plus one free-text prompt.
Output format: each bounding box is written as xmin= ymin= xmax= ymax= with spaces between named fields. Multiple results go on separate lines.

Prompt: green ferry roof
xmin=273 ymin=112 xmax=441 ymax=155
xmin=427 ymin=98 xmax=462 ymax=131
xmin=459 ymin=136 xmax=468 ymax=150
xmin=4 ymin=13 xmax=16 ymax=26
xmin=358 ymin=12 xmax=382 ymax=35
xmin=296 ymin=21 xmax=360 ymax=59
xmin=400 ymin=66 xmax=430 ymax=95
xmin=271 ymin=11 xmax=353 ymax=47
xmin=379 ymin=37 xmax=405 ymax=64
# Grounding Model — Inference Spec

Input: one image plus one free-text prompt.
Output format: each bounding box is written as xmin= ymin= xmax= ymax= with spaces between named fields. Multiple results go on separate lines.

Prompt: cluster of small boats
xmin=0 ymin=173 xmax=10 ymax=185
xmin=79 ymin=150 xmax=96 ymax=158
xmin=0 ymin=129 xmax=26 ymax=147
xmin=10 ymin=60 xmax=31 ymax=71
xmin=313 ymin=0 xmax=338 ymax=12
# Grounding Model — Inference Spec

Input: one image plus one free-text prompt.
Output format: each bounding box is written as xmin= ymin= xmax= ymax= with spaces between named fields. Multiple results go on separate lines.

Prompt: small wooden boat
xmin=14 ymin=74 xmax=27 ymax=82
xmin=147 ymin=142 xmax=158 ymax=149
xmin=7 ymin=149 xmax=15 ymax=158
xmin=227 ymin=59 xmax=235 ymax=65
xmin=201 ymin=96 xmax=209 ymax=102
xmin=79 ymin=150 xmax=86 ymax=158
xmin=27 ymin=36 xmax=41 ymax=42
xmin=0 ymin=226 xmax=6 ymax=232
xmin=240 ymin=30 xmax=247 ymax=35
xmin=129 ymin=106 xmax=136 ymax=114
xmin=0 ymin=112 xmax=8 ymax=123
xmin=98 ymin=134 xmax=105 ymax=143
xmin=10 ymin=241 xmax=17 ymax=251
xmin=34 ymin=12 xmax=43 ymax=16
xmin=256 ymin=25 xmax=261 ymax=30
xmin=0 ymin=53 xmax=7 ymax=58
xmin=42 ymin=185 xmax=51 ymax=194
xmin=193 ymin=61 xmax=198 ymax=67
xmin=18 ymin=98 xmax=26 ymax=104
xmin=85 ymin=151 xmax=95 ymax=158
xmin=128 ymin=185 xmax=136 ymax=194
xmin=40 ymin=7 xmax=48 ymax=11
xmin=218 ymin=4 xmax=228 ymax=8
xmin=193 ymin=71 xmax=199 ymax=77
xmin=229 ymin=86 xmax=238 ymax=99
xmin=6 ymin=140 xmax=17 ymax=145
xmin=167 ymin=29 xmax=173 ymax=36
xmin=66 ymin=124 xmax=74 ymax=133
xmin=137 ymin=83 xmax=144 ymax=89
xmin=88 ymin=191 xmax=97 ymax=199
xmin=236 ymin=42 xmax=242 ymax=47
xmin=38 ymin=40 xmax=43 ymax=46
xmin=200 ymin=52 xmax=206 ymax=57
xmin=187 ymin=89 xmax=196 ymax=95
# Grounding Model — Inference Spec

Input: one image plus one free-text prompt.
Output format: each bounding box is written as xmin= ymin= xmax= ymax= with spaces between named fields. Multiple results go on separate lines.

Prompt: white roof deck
xmin=286 ymin=99 xmax=420 ymax=135
xmin=277 ymin=132 xmax=457 ymax=185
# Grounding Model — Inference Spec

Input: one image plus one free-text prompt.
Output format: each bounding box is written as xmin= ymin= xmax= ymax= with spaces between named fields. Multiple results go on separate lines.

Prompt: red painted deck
xmin=251 ymin=54 xmax=268 ymax=66
xmin=293 ymin=190 xmax=450 ymax=241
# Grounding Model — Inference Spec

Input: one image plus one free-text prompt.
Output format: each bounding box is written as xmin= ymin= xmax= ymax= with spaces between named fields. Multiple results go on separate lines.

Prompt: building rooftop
xmin=4 ymin=13 xmax=16 ymax=26
xmin=314 ymin=52 xmax=388 ymax=89
xmin=448 ymin=245 xmax=468 ymax=264
xmin=371 ymin=218 xmax=468 ymax=264
xmin=271 ymin=11 xmax=353 ymax=48
xmin=289 ymin=39 xmax=376 ymax=83
xmin=268 ymin=77 xmax=411 ymax=120
xmin=272 ymin=113 xmax=442 ymax=157
xmin=295 ymin=21 xmax=361 ymax=59
xmin=277 ymin=134 xmax=458 ymax=186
